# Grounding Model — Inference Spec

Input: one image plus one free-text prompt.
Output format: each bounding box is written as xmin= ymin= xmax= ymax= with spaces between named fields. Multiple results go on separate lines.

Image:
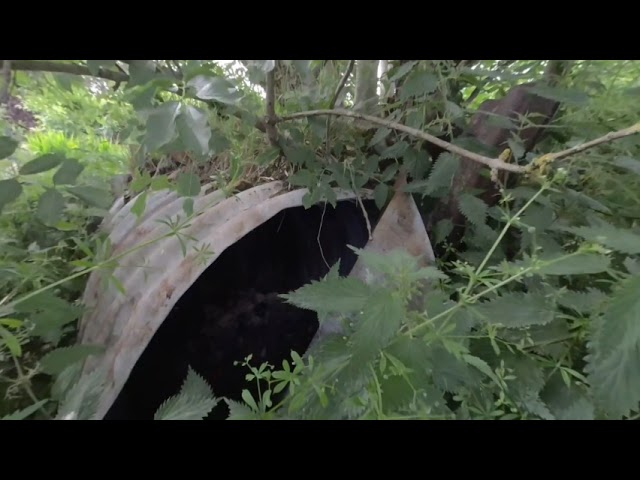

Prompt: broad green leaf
xmin=19 ymin=153 xmax=64 ymax=175
xmin=50 ymin=363 xmax=83 ymax=402
xmin=128 ymin=60 xmax=157 ymax=87
xmin=36 ymin=189 xmax=65 ymax=226
xmin=2 ymin=400 xmax=48 ymax=420
xmin=209 ymin=130 xmax=231 ymax=155
xmin=67 ymin=185 xmax=114 ymax=209
xmin=177 ymin=104 xmax=212 ymax=157
xmin=562 ymin=223 xmax=640 ymax=255
xmin=288 ymin=169 xmax=316 ymax=188
xmin=530 ymin=85 xmax=590 ymax=106
xmin=557 ymin=288 xmax=608 ymax=313
xmin=369 ymin=127 xmax=391 ymax=147
xmin=282 ymin=275 xmax=375 ymax=315
xmin=400 ymin=70 xmax=439 ymax=100
xmin=226 ymin=399 xmax=259 ymax=420
xmin=255 ymin=147 xmax=280 ymax=166
xmin=154 ymin=367 xmax=218 ymax=420
xmin=445 ymin=100 xmax=464 ymax=119
xmin=404 ymin=153 xmax=460 ymax=197
xmin=541 ymin=374 xmax=594 ymax=420
xmin=144 ymin=102 xmax=180 ymax=151
xmin=183 ymin=197 xmax=194 ymax=217
xmin=187 ymin=75 xmax=242 ymax=105
xmin=40 ymin=345 xmax=104 ymax=375
xmin=0 ymin=178 xmax=22 ymax=212
xmin=351 ymin=291 xmax=404 ymax=361
xmin=54 ymin=73 xmax=75 ymax=92
xmin=0 ymin=325 xmax=22 ymax=357
xmin=374 ymin=183 xmax=389 ymax=210
xmin=380 ymin=141 xmax=409 ymax=159
xmin=176 ymin=173 xmax=201 ymax=197
xmin=463 ymin=354 xmax=501 ymax=385
xmin=507 ymin=137 xmax=525 ymax=160
xmin=458 ymin=193 xmax=488 ymax=226
xmin=389 ymin=61 xmax=418 ymax=82
xmin=56 ymin=367 xmax=107 ymax=420
xmin=613 ymin=156 xmax=640 ymax=176
xmin=537 ymin=253 xmax=610 ymax=275
xmin=283 ymin=144 xmax=317 ymax=166
xmin=53 ymin=159 xmax=84 ymax=185
xmin=0 ymin=136 xmax=19 ymax=159
xmin=434 ymin=219 xmax=454 ymax=244
xmin=473 ymin=292 xmax=556 ymax=328
xmin=586 ymin=274 xmax=640 ymax=417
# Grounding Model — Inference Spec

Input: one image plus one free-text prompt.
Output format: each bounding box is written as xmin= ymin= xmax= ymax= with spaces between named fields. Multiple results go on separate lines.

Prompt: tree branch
xmin=278 ymin=108 xmax=526 ymax=173
xmin=329 ymin=60 xmax=355 ymax=109
xmin=1 ymin=60 xmax=128 ymax=83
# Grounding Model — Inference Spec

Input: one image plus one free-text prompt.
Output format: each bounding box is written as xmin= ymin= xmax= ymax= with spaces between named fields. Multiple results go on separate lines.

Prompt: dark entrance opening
xmin=104 ymin=199 xmax=381 ymax=420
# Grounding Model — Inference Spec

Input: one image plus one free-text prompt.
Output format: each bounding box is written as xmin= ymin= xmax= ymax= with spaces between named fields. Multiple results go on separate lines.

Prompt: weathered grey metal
xmin=74 ymin=181 xmax=375 ymax=419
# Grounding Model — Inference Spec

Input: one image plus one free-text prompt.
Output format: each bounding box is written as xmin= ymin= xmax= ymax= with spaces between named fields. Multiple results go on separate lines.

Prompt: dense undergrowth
xmin=0 ymin=60 xmax=639 ymax=420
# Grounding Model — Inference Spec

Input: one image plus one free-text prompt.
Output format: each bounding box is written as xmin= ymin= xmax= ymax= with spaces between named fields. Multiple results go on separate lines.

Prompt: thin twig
xmin=265 ymin=61 xmax=279 ymax=146
xmin=325 ymin=60 xmax=356 ymax=160
xmin=544 ymin=123 xmax=640 ymax=162
xmin=279 ymin=108 xmax=526 ymax=173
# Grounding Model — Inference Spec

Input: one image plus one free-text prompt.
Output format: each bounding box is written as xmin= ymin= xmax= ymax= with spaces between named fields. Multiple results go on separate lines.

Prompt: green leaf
xmin=400 ymin=70 xmax=439 ymax=100
xmin=351 ymin=291 xmax=404 ymax=362
xmin=53 ymin=158 xmax=84 ymax=185
xmin=187 ymin=75 xmax=242 ymax=105
xmin=458 ymin=193 xmax=488 ymax=226
xmin=586 ymin=274 xmax=640 ymax=417
xmin=209 ymin=130 xmax=231 ymax=155
xmin=176 ymin=173 xmax=201 ymax=197
xmin=434 ymin=219 xmax=454 ymax=244
xmin=131 ymin=190 xmax=148 ymax=219
xmin=128 ymin=60 xmax=157 ymax=87
xmin=369 ymin=127 xmax=391 ymax=147
xmin=183 ymin=197 xmax=194 ymax=217
xmin=0 ymin=178 xmax=22 ymax=212
xmin=56 ymin=367 xmax=107 ymax=420
xmin=463 ymin=354 xmax=501 ymax=386
xmin=144 ymin=102 xmax=180 ymax=152
xmin=36 ymin=189 xmax=65 ymax=226
xmin=562 ymin=223 xmax=640 ymax=255
xmin=389 ymin=61 xmax=417 ymax=82
xmin=557 ymin=288 xmax=608 ymax=313
xmin=282 ymin=275 xmax=375 ymax=315
xmin=380 ymin=141 xmax=409 ymax=159
xmin=0 ymin=325 xmax=22 ymax=357
xmin=473 ymin=292 xmax=556 ymax=328
xmin=404 ymin=153 xmax=460 ymax=197
xmin=226 ymin=399 xmax=259 ymax=420
xmin=374 ymin=183 xmax=389 ymax=209
xmin=507 ymin=137 xmax=525 ymax=160
xmin=19 ymin=153 xmax=64 ymax=175
xmin=177 ymin=104 xmax=212 ymax=158
xmin=67 ymin=185 xmax=114 ymax=209
xmin=537 ymin=253 xmax=610 ymax=275
xmin=2 ymin=400 xmax=48 ymax=420
xmin=530 ymin=85 xmax=590 ymax=106
xmin=283 ymin=144 xmax=317 ymax=166
xmin=40 ymin=345 xmax=104 ymax=376
xmin=255 ymin=147 xmax=280 ymax=166
xmin=541 ymin=374 xmax=594 ymax=420
xmin=154 ymin=367 xmax=218 ymax=420
xmin=613 ymin=156 xmax=640 ymax=176
xmin=0 ymin=136 xmax=19 ymax=159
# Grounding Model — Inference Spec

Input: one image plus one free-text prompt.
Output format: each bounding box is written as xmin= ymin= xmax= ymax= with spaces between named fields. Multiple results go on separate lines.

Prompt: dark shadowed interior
xmin=104 ymin=199 xmax=381 ymax=420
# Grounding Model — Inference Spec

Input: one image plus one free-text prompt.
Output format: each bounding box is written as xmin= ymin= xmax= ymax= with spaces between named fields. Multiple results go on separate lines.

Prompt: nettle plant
xmin=0 ymin=60 xmax=639 ymax=420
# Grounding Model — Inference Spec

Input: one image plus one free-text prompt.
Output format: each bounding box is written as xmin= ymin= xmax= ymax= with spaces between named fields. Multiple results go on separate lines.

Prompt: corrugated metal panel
xmin=75 ymin=181 xmax=373 ymax=419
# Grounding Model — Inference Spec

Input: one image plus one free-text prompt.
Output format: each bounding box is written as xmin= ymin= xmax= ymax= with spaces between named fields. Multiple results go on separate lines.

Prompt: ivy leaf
xmin=458 ymin=193 xmax=488 ymax=226
xmin=154 ymin=367 xmax=218 ymax=420
xmin=400 ymin=70 xmax=439 ymax=100
xmin=0 ymin=178 xmax=22 ymax=213
xmin=187 ymin=75 xmax=242 ymax=105
xmin=143 ymin=102 xmax=180 ymax=152
xmin=473 ymin=292 xmax=556 ymax=328
xmin=19 ymin=154 xmax=64 ymax=175
xmin=67 ymin=185 xmax=114 ymax=209
xmin=53 ymin=158 xmax=84 ymax=185
xmin=40 ymin=345 xmax=104 ymax=376
xmin=2 ymin=400 xmax=49 ymax=420
xmin=176 ymin=173 xmax=201 ymax=197
xmin=586 ymin=274 xmax=640 ymax=418
xmin=36 ymin=189 xmax=66 ymax=226
xmin=177 ymin=104 xmax=212 ymax=158
xmin=374 ymin=183 xmax=389 ymax=210
xmin=0 ymin=136 xmax=19 ymax=159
